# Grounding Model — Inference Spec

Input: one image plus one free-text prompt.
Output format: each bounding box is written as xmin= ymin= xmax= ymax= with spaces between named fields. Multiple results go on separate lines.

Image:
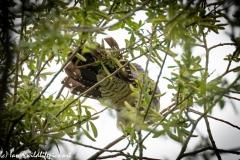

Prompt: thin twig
xmin=182 ymin=146 xmax=240 ymax=158
xmin=204 ymin=116 xmax=222 ymax=160
xmin=223 ymin=95 xmax=240 ymax=101
xmin=159 ymin=102 xmax=176 ymax=114
xmin=229 ymin=90 xmax=240 ymax=94
xmin=36 ymin=54 xmax=42 ymax=87
xmin=88 ymin=135 xmax=127 ymax=160
xmin=73 ymin=0 xmax=78 ymax=6
xmin=203 ymin=29 xmax=221 ymax=159
xmin=193 ymin=43 xmax=205 ymax=48
xmin=7 ymin=52 xmax=31 ymax=77
xmin=225 ymin=47 xmax=238 ymax=73
xmin=212 ymin=66 xmax=240 ymax=82
xmin=34 ymin=55 xmax=54 ymax=80
xmin=49 ymin=137 xmax=126 ymax=153
xmin=137 ymin=130 xmax=143 ymax=160
xmin=203 ymin=32 xmax=209 ymax=71
xmin=97 ymin=152 xmax=162 ymax=160
xmin=208 ymin=42 xmax=235 ymax=51
xmin=55 ymin=76 xmax=70 ymax=100
xmin=13 ymin=50 xmax=20 ymax=105
xmin=188 ymin=108 xmax=240 ymax=130
xmin=143 ymin=26 xmax=157 ymax=121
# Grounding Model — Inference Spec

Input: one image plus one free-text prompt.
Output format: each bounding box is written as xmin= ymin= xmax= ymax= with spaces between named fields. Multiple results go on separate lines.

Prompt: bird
xmin=61 ymin=37 xmax=160 ymax=128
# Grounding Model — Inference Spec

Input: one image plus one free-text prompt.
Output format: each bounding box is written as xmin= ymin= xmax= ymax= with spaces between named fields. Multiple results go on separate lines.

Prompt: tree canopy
xmin=1 ymin=0 xmax=240 ymax=159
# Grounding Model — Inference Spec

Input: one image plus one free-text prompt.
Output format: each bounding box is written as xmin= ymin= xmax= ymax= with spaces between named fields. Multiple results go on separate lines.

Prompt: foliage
xmin=0 ymin=0 xmax=240 ymax=159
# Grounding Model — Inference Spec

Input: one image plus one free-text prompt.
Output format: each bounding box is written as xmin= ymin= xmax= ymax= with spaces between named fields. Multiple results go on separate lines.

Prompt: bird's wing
xmin=62 ymin=51 xmax=102 ymax=99
xmin=61 ymin=37 xmax=133 ymax=99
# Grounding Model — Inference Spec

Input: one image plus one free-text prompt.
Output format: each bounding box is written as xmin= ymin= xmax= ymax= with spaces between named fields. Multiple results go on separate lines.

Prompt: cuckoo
xmin=62 ymin=37 xmax=160 ymax=127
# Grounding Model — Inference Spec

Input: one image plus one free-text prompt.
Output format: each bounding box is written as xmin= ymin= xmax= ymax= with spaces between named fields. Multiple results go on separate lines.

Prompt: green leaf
xmin=149 ymin=16 xmax=168 ymax=23
xmin=130 ymin=34 xmax=136 ymax=45
xmin=159 ymin=47 xmax=177 ymax=58
xmin=53 ymin=139 xmax=61 ymax=154
xmin=167 ymin=84 xmax=174 ymax=89
xmin=124 ymin=101 xmax=134 ymax=111
xmin=189 ymin=67 xmax=204 ymax=72
xmin=130 ymin=129 xmax=136 ymax=145
xmin=90 ymin=121 xmax=98 ymax=138
xmin=50 ymin=131 xmax=65 ymax=139
xmin=86 ymin=122 xmax=89 ymax=131
xmin=85 ymin=108 xmax=91 ymax=117
xmin=112 ymin=57 xmax=123 ymax=69
xmin=143 ymin=91 xmax=150 ymax=104
xmin=63 ymin=6 xmax=80 ymax=12
xmin=90 ymin=116 xmax=99 ymax=120
xmin=82 ymin=128 xmax=96 ymax=141
xmin=177 ymin=77 xmax=185 ymax=86
xmin=152 ymin=130 xmax=166 ymax=138
xmin=82 ymin=105 xmax=97 ymax=112
xmin=34 ymin=115 xmax=43 ymax=131
xmin=151 ymin=56 xmax=162 ymax=67
xmin=219 ymin=99 xmax=225 ymax=109
xmin=188 ymin=84 xmax=200 ymax=91
xmin=95 ymin=10 xmax=111 ymax=20
xmin=168 ymin=66 xmax=178 ymax=68
xmin=45 ymin=112 xmax=57 ymax=127
xmin=108 ymin=21 xmax=125 ymax=31
xmin=166 ymin=130 xmax=182 ymax=142
xmin=101 ymin=63 xmax=112 ymax=80
xmin=233 ymin=67 xmax=240 ymax=72
xmin=41 ymin=72 xmax=55 ymax=75
xmin=76 ymin=53 xmax=87 ymax=61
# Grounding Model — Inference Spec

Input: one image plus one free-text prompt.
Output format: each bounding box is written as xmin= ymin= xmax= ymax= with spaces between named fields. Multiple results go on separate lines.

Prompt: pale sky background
xmin=39 ymin=6 xmax=240 ymax=160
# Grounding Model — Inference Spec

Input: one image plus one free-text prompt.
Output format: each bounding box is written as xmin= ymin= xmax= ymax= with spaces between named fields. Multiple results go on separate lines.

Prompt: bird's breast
xmin=97 ymin=69 xmax=136 ymax=109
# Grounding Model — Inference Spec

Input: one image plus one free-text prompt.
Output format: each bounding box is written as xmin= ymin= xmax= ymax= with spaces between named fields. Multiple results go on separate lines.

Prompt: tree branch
xmin=188 ymin=108 xmax=240 ymax=130
xmin=97 ymin=152 xmax=162 ymax=160
xmin=204 ymin=115 xmax=222 ymax=160
xmin=182 ymin=146 xmax=240 ymax=158
xmin=49 ymin=136 xmax=126 ymax=153
xmin=34 ymin=55 xmax=54 ymax=81
xmin=223 ymin=94 xmax=240 ymax=101
xmin=208 ymin=42 xmax=235 ymax=51
xmin=88 ymin=135 xmax=128 ymax=160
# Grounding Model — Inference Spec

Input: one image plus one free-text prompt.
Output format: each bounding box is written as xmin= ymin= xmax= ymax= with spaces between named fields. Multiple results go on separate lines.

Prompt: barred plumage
xmin=62 ymin=37 xmax=160 ymax=127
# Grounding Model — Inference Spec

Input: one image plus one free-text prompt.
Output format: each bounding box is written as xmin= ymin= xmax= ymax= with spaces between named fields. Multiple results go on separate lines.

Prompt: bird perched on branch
xmin=62 ymin=37 xmax=160 ymax=128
